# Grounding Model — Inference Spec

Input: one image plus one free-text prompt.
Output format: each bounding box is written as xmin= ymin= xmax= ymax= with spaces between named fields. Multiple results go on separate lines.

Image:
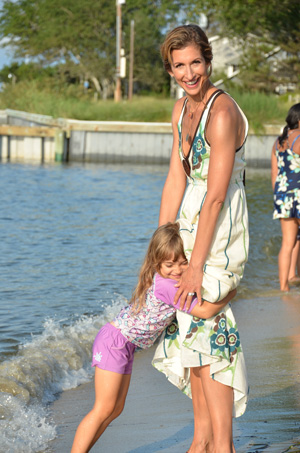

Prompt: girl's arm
xmin=181 ymin=289 xmax=236 ymax=319
xmin=159 ymin=99 xmax=187 ymax=226
xmin=174 ymin=96 xmax=244 ymax=309
xmin=176 ymin=289 xmax=236 ymax=319
xmin=155 ymin=275 xmax=236 ymax=319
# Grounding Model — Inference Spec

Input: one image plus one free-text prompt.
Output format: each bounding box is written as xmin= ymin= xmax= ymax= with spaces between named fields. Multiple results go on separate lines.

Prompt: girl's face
xmin=168 ymin=44 xmax=209 ymax=97
xmin=159 ymin=254 xmax=188 ymax=280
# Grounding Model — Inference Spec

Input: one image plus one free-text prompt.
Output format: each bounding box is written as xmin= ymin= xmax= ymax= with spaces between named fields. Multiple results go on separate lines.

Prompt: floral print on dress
xmin=178 ymin=103 xmax=210 ymax=180
xmin=185 ymin=316 xmax=205 ymax=347
xmin=273 ymin=136 xmax=300 ymax=219
xmin=192 ymin=137 xmax=204 ymax=170
xmin=153 ymin=90 xmax=249 ymax=418
xmin=165 ymin=320 xmax=180 ymax=349
xmin=210 ymin=313 xmax=241 ymax=363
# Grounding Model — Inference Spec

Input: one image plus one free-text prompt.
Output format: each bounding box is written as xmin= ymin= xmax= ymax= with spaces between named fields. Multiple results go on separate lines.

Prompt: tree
xmin=0 ymin=0 xmax=198 ymax=97
xmin=0 ymin=0 xmax=117 ymax=96
xmin=184 ymin=0 xmax=300 ymax=92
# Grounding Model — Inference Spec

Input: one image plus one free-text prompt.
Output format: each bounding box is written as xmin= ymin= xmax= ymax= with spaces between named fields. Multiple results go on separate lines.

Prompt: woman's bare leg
xmin=71 ymin=367 xmax=131 ymax=453
xmin=288 ymin=233 xmax=300 ymax=283
xmin=279 ymin=218 xmax=299 ymax=291
xmin=196 ymin=365 xmax=234 ymax=453
xmin=187 ymin=367 xmax=214 ymax=453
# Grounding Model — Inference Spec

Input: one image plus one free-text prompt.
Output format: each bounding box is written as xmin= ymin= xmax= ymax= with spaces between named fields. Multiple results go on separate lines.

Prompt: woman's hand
xmin=174 ymin=264 xmax=203 ymax=311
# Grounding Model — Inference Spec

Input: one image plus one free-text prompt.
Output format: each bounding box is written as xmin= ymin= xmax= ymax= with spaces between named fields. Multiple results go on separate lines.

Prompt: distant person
xmin=272 ymin=103 xmax=300 ymax=291
xmin=152 ymin=24 xmax=249 ymax=453
xmin=71 ymin=223 xmax=236 ymax=453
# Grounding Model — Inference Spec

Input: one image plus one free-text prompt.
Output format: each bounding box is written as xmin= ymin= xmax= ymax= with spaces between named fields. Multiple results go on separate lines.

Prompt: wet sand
xmin=49 ymin=293 xmax=300 ymax=453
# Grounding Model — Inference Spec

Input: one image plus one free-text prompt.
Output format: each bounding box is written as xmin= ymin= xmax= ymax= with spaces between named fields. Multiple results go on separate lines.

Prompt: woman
xmin=152 ymin=25 xmax=249 ymax=453
xmin=271 ymin=103 xmax=300 ymax=291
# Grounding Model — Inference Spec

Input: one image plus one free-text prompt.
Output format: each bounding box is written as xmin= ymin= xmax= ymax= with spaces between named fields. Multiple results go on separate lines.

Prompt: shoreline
xmin=49 ymin=294 xmax=300 ymax=452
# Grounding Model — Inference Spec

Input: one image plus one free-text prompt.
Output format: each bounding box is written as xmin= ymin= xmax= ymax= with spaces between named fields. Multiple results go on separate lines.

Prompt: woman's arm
xmin=271 ymin=141 xmax=278 ymax=191
xmin=159 ymin=99 xmax=187 ymax=226
xmin=175 ymin=97 xmax=243 ymax=309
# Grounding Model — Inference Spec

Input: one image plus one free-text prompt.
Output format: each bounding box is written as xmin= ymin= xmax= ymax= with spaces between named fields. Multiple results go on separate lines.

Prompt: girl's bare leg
xmin=88 ymin=371 xmax=131 ymax=450
xmin=187 ymin=367 xmax=214 ymax=453
xmin=71 ymin=367 xmax=131 ymax=453
xmin=279 ymin=219 xmax=299 ymax=291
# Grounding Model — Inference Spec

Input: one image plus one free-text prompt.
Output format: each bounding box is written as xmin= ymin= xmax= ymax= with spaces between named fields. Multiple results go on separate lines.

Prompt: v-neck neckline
xmin=180 ymin=89 xmax=222 ymax=159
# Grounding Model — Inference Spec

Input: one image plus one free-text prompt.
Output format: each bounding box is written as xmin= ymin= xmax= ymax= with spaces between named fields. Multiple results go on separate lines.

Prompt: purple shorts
xmin=92 ymin=323 xmax=136 ymax=374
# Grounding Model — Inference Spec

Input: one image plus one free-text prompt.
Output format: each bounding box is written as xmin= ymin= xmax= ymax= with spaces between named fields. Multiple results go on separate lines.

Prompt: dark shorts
xmin=92 ymin=323 xmax=136 ymax=374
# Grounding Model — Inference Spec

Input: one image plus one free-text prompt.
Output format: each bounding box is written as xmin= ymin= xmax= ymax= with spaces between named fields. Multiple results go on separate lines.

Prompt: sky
xmin=0 ymin=38 xmax=15 ymax=69
xmin=0 ymin=0 xmax=13 ymax=69
xmin=0 ymin=0 xmax=16 ymax=69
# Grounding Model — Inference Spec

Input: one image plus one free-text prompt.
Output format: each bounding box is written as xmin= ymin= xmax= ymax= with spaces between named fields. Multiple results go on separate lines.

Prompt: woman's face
xmin=168 ymin=44 xmax=210 ymax=97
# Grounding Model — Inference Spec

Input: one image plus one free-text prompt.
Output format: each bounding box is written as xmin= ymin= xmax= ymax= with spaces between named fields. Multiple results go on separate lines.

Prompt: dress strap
xmin=290 ymin=134 xmax=300 ymax=150
xmin=178 ymin=97 xmax=188 ymax=135
xmin=201 ymin=89 xmax=224 ymax=130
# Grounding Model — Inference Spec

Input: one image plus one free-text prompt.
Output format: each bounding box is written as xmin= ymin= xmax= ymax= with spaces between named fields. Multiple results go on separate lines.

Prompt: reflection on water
xmin=0 ymin=163 xmax=299 ymax=451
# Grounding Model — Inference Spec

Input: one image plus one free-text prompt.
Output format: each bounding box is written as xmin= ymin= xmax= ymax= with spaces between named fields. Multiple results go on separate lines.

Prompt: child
xmin=71 ymin=222 xmax=236 ymax=453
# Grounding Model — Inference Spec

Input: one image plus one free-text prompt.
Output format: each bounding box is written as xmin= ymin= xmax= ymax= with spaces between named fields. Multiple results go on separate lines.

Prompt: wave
xmin=0 ymin=296 xmax=126 ymax=453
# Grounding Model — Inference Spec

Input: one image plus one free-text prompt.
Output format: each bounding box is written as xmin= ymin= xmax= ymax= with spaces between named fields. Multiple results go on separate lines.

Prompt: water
xmin=0 ymin=162 xmax=294 ymax=452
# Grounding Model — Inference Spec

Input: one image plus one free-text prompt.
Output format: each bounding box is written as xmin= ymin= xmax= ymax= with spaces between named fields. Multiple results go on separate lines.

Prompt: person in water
xmin=272 ymin=103 xmax=300 ymax=291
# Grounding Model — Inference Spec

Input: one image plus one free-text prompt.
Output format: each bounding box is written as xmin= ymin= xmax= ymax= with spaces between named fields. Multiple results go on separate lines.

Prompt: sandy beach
xmin=49 ymin=293 xmax=300 ymax=453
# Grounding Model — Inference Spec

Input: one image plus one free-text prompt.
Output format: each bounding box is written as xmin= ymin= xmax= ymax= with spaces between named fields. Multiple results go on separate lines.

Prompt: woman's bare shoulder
xmin=209 ymin=91 xmax=244 ymax=129
xmin=213 ymin=91 xmax=241 ymax=116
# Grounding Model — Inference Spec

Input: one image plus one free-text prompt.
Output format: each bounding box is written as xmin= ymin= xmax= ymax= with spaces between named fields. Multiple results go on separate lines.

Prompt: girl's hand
xmin=174 ymin=264 xmax=203 ymax=311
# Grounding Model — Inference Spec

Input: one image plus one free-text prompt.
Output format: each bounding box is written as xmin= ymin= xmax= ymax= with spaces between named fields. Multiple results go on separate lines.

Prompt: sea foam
xmin=0 ymin=296 xmax=126 ymax=452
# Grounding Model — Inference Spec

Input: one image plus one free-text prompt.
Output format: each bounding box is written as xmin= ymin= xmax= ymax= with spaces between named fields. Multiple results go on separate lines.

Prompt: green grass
xmin=0 ymin=80 xmax=174 ymax=122
xmin=230 ymin=89 xmax=290 ymax=132
xmin=0 ymin=79 xmax=295 ymax=131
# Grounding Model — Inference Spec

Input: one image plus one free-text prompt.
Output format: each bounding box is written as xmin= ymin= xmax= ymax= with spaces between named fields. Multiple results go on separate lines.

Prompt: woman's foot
xmin=288 ymin=275 xmax=300 ymax=285
xmin=280 ymin=285 xmax=290 ymax=291
xmin=186 ymin=440 xmax=214 ymax=453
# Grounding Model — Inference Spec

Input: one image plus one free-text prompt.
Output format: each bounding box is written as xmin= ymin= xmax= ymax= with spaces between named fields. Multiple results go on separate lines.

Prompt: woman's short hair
xmin=160 ymin=24 xmax=213 ymax=73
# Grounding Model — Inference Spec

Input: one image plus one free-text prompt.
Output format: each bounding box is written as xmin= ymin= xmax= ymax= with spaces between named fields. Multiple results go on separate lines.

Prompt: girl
xmin=71 ymin=222 xmax=236 ymax=453
xmin=271 ymin=103 xmax=300 ymax=291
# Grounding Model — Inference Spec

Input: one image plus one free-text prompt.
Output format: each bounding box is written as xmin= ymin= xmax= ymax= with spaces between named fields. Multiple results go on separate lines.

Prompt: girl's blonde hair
xmin=130 ymin=222 xmax=185 ymax=312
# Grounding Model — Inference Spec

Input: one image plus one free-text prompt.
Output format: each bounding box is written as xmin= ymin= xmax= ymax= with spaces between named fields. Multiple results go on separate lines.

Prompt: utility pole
xmin=128 ymin=20 xmax=135 ymax=101
xmin=114 ymin=0 xmax=125 ymax=102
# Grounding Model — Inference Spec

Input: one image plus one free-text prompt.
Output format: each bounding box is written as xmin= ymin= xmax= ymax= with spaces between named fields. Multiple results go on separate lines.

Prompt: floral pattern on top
xmin=112 ymin=273 xmax=197 ymax=350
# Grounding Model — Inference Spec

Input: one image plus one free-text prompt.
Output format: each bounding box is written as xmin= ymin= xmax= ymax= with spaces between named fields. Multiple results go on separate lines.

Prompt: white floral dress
xmin=273 ymin=134 xmax=300 ymax=219
xmin=152 ymin=90 xmax=249 ymax=417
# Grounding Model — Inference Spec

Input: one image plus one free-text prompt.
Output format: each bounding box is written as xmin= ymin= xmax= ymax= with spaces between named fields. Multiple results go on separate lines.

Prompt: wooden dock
xmin=0 ymin=109 xmax=281 ymax=167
